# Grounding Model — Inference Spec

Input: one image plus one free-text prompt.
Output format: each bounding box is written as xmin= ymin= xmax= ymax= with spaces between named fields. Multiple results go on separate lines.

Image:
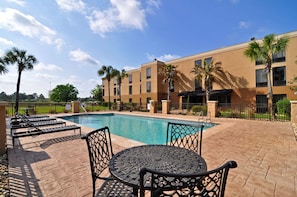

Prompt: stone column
xmin=72 ymin=101 xmax=80 ymax=113
xmin=150 ymin=100 xmax=157 ymax=113
xmin=0 ymin=102 xmax=7 ymax=155
xmin=162 ymin=100 xmax=170 ymax=114
xmin=207 ymin=101 xmax=218 ymax=120
xmin=290 ymin=100 xmax=297 ymax=123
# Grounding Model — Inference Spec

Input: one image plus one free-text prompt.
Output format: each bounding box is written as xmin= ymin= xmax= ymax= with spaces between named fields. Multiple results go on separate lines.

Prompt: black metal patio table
xmin=109 ymin=144 xmax=207 ymax=195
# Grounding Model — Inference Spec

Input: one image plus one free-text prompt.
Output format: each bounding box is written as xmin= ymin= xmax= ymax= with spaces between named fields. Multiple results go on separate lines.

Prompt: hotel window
xmin=102 ymin=89 xmax=104 ymax=96
xmin=146 ymin=67 xmax=151 ymax=79
xmin=140 ymin=84 xmax=142 ymax=94
xmin=194 ymin=59 xmax=202 ymax=91
xmin=204 ymin=57 xmax=212 ymax=65
xmin=113 ymin=78 xmax=117 ymax=85
xmin=129 ymin=98 xmax=132 ymax=103
xmin=140 ymin=72 xmax=142 ymax=81
xmin=129 ymin=74 xmax=132 ymax=83
xmin=273 ymin=66 xmax=286 ymax=86
xmin=129 ymin=85 xmax=132 ymax=95
xmin=113 ymin=87 xmax=117 ymax=95
xmin=146 ymin=81 xmax=151 ymax=93
xmin=273 ymin=50 xmax=286 ymax=62
xmin=256 ymin=69 xmax=268 ymax=87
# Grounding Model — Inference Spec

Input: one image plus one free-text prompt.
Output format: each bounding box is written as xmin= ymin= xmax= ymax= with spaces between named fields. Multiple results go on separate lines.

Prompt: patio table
xmin=109 ymin=144 xmax=207 ymax=195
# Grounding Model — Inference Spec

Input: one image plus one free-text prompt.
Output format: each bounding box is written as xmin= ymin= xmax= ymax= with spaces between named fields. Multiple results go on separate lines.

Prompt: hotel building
xmin=102 ymin=30 xmax=297 ymax=109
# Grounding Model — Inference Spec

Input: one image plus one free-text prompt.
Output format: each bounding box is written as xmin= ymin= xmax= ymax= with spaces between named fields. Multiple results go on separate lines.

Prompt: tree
xmin=159 ymin=64 xmax=177 ymax=100
xmin=1 ymin=47 xmax=38 ymax=114
xmin=50 ymin=83 xmax=78 ymax=102
xmin=91 ymin=84 xmax=102 ymax=101
xmin=98 ymin=65 xmax=118 ymax=109
xmin=0 ymin=59 xmax=8 ymax=75
xmin=191 ymin=60 xmax=223 ymax=103
xmin=114 ymin=69 xmax=128 ymax=102
xmin=244 ymin=34 xmax=289 ymax=119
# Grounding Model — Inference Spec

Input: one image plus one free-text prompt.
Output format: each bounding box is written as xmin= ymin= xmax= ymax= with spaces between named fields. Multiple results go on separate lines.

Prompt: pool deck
xmin=7 ymin=111 xmax=297 ymax=196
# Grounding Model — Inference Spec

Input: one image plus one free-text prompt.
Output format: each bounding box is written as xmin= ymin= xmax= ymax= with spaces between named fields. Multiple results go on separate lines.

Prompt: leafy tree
xmin=159 ymin=64 xmax=177 ymax=100
xmin=191 ymin=60 xmax=223 ymax=103
xmin=98 ymin=65 xmax=118 ymax=109
xmin=244 ymin=34 xmax=289 ymax=119
xmin=91 ymin=84 xmax=102 ymax=101
xmin=114 ymin=69 xmax=128 ymax=102
xmin=50 ymin=83 xmax=78 ymax=102
xmin=1 ymin=47 xmax=38 ymax=114
xmin=0 ymin=59 xmax=8 ymax=75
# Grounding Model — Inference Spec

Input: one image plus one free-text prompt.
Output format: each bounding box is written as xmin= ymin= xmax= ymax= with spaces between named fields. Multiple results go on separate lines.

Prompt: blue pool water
xmin=61 ymin=113 xmax=215 ymax=144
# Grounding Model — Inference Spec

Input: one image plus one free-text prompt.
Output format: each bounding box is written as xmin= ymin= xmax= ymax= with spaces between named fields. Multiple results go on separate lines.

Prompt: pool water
xmin=61 ymin=113 xmax=215 ymax=144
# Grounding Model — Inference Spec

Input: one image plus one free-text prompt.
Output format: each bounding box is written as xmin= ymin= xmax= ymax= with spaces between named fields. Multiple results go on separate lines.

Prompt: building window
xmin=256 ymin=95 xmax=268 ymax=113
xmin=146 ymin=81 xmax=151 ymax=93
xmin=273 ymin=66 xmax=286 ymax=86
xmin=113 ymin=78 xmax=117 ymax=85
xmin=146 ymin=97 xmax=151 ymax=104
xmin=256 ymin=69 xmax=268 ymax=87
xmin=140 ymin=72 xmax=142 ymax=81
xmin=102 ymin=89 xmax=104 ymax=96
xmin=146 ymin=67 xmax=151 ymax=79
xmin=129 ymin=74 xmax=132 ymax=83
xmin=273 ymin=94 xmax=286 ymax=104
xmin=129 ymin=85 xmax=132 ymax=95
xmin=194 ymin=59 xmax=202 ymax=91
xmin=204 ymin=57 xmax=212 ymax=65
xmin=140 ymin=85 xmax=142 ymax=94
xmin=113 ymin=87 xmax=117 ymax=95
xmin=273 ymin=50 xmax=286 ymax=63
xmin=129 ymin=98 xmax=132 ymax=103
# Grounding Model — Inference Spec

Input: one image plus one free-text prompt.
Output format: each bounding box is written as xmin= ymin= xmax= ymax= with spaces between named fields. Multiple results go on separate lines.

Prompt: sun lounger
xmin=10 ymin=120 xmax=66 ymax=130
xmin=12 ymin=125 xmax=81 ymax=146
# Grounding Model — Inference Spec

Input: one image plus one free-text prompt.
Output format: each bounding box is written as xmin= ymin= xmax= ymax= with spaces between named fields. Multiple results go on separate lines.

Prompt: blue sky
xmin=0 ymin=0 xmax=296 ymax=98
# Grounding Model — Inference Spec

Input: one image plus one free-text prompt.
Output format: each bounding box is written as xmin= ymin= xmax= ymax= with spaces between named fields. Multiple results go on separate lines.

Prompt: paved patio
xmin=7 ymin=112 xmax=297 ymax=196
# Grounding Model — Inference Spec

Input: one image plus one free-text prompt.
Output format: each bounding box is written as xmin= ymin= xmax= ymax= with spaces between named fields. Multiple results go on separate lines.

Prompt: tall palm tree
xmin=244 ymin=34 xmax=289 ymax=119
xmin=191 ymin=60 xmax=222 ymax=104
xmin=115 ymin=69 xmax=128 ymax=102
xmin=0 ymin=58 xmax=9 ymax=75
xmin=2 ymin=47 xmax=38 ymax=114
xmin=159 ymin=64 xmax=177 ymax=100
xmin=98 ymin=65 xmax=117 ymax=109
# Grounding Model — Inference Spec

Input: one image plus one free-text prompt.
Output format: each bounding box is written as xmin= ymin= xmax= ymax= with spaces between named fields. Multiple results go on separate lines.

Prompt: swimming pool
xmin=61 ymin=113 xmax=215 ymax=144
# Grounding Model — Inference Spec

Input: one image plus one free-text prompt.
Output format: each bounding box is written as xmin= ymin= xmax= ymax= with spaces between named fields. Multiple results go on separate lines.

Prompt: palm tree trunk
xmin=107 ymin=81 xmax=111 ymax=109
xmin=15 ymin=71 xmax=22 ymax=115
xmin=267 ymin=69 xmax=275 ymax=120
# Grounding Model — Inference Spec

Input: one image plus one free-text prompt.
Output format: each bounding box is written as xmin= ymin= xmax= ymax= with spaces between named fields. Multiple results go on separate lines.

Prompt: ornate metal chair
xmin=82 ymin=127 xmax=134 ymax=197
xmin=139 ymin=160 xmax=237 ymax=197
xmin=166 ymin=122 xmax=204 ymax=155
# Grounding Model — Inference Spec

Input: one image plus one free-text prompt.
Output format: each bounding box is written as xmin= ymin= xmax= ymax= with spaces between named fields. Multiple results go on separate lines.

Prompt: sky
xmin=0 ymin=0 xmax=296 ymax=98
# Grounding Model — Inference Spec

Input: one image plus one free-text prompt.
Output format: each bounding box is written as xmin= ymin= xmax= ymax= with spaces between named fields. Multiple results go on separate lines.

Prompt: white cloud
xmin=35 ymin=73 xmax=59 ymax=79
xmin=34 ymin=63 xmax=63 ymax=71
xmin=6 ymin=0 xmax=25 ymax=6
xmin=69 ymin=49 xmax=100 ymax=65
xmin=87 ymin=0 xmax=148 ymax=37
xmin=0 ymin=8 xmax=64 ymax=50
xmin=0 ymin=37 xmax=15 ymax=46
xmin=56 ymin=0 xmax=86 ymax=13
xmin=239 ymin=21 xmax=250 ymax=29
xmin=147 ymin=53 xmax=181 ymax=62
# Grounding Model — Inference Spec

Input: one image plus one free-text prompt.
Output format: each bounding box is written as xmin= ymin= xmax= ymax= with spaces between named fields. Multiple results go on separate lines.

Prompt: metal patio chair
xmin=166 ymin=122 xmax=204 ymax=155
xmin=82 ymin=127 xmax=134 ymax=197
xmin=139 ymin=160 xmax=237 ymax=197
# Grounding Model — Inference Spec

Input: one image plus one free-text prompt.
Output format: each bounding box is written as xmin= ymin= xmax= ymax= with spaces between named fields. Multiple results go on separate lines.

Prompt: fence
xmin=4 ymin=101 xmax=290 ymax=121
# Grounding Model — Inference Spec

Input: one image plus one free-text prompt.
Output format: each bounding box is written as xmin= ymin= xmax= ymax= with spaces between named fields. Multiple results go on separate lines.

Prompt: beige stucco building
xmin=102 ymin=30 xmax=297 ymax=109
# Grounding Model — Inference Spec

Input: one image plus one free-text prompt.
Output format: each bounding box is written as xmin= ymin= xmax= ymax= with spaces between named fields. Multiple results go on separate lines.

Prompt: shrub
xmin=191 ymin=105 xmax=207 ymax=115
xmin=276 ymin=98 xmax=291 ymax=115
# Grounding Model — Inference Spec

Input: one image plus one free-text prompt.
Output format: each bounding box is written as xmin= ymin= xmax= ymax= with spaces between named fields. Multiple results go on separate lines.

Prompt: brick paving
xmin=7 ymin=113 xmax=297 ymax=196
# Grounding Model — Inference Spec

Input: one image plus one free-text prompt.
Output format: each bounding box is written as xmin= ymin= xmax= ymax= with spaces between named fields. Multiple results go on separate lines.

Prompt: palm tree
xmin=244 ymin=34 xmax=289 ymax=119
xmin=1 ymin=47 xmax=38 ymax=114
xmin=98 ymin=65 xmax=117 ymax=109
xmin=0 ymin=58 xmax=9 ymax=75
xmin=115 ymin=69 xmax=128 ymax=102
xmin=159 ymin=64 xmax=177 ymax=100
xmin=191 ymin=60 xmax=223 ymax=104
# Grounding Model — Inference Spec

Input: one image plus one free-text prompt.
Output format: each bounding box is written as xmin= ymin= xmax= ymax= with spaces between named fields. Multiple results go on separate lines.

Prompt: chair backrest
xmin=82 ymin=126 xmax=114 ymax=179
xmin=140 ymin=160 xmax=237 ymax=197
xmin=166 ymin=122 xmax=204 ymax=155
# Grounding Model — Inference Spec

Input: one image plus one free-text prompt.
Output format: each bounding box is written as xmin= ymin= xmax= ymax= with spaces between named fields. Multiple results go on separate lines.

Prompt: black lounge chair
xmin=140 ymin=160 xmax=237 ymax=197
xmin=10 ymin=120 xmax=66 ymax=132
xmin=12 ymin=125 xmax=81 ymax=146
